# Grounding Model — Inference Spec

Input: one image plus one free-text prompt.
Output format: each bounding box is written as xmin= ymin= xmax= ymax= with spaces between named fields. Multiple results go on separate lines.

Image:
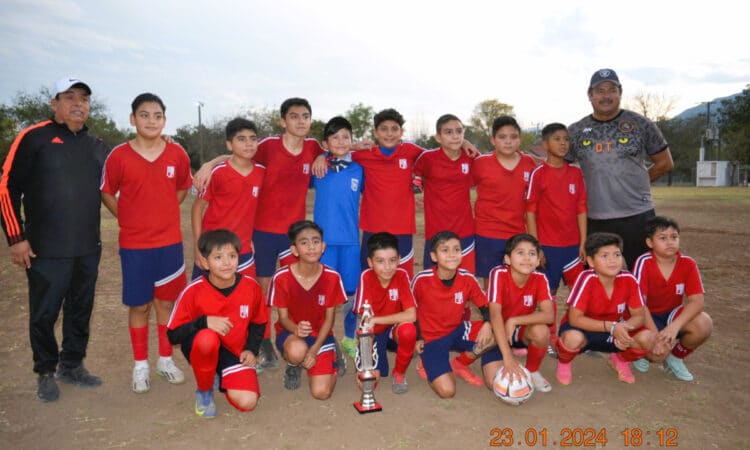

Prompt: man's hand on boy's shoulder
xmin=193 ymin=155 xmax=230 ymax=190
xmin=461 ymin=139 xmax=480 ymax=158
xmin=312 ymin=154 xmax=328 ymax=178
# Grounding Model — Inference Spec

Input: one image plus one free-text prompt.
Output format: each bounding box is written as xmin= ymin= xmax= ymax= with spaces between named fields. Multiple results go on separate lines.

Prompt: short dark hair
xmin=198 ymin=229 xmax=241 ymax=258
xmin=323 ymin=116 xmax=353 ymax=141
xmin=645 ymin=216 xmax=680 ymax=238
xmin=287 ymin=220 xmax=323 ymax=242
xmin=131 ymin=93 xmax=166 ymax=114
xmin=225 ymin=117 xmax=258 ymax=141
xmin=430 ymin=230 xmax=461 ymax=253
xmin=366 ymin=232 xmax=399 ymax=258
xmin=504 ymin=233 xmax=541 ymax=256
xmin=280 ymin=98 xmax=311 ymax=118
xmin=491 ymin=115 xmax=520 ymax=136
xmin=374 ymin=108 xmax=405 ymax=128
xmin=435 ymin=114 xmax=462 ymax=134
xmin=541 ymin=123 xmax=568 ymax=141
xmin=584 ymin=232 xmax=623 ymax=258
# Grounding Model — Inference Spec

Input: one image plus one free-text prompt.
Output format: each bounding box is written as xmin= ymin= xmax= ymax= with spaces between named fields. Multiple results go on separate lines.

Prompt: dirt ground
xmin=1 ymin=187 xmax=748 ymax=449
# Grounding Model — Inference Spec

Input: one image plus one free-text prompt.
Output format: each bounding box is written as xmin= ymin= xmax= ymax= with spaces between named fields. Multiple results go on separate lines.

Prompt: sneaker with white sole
xmin=258 ymin=340 xmax=279 ymax=370
xmin=663 ymin=354 xmax=694 ymax=381
xmin=392 ymin=372 xmax=408 ymax=394
xmin=132 ymin=364 xmax=151 ymax=393
xmin=195 ymin=389 xmax=217 ymax=418
xmin=632 ymin=358 xmax=650 ymax=373
xmin=529 ymin=370 xmax=552 ymax=392
xmin=156 ymin=358 xmax=185 ymax=384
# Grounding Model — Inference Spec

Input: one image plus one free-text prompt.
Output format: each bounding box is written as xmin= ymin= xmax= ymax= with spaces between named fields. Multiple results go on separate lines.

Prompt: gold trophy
xmin=353 ymin=301 xmax=382 ymax=413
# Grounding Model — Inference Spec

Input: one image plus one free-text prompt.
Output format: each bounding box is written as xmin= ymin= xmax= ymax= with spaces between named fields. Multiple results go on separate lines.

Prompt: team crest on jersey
xmin=166 ymin=165 xmax=175 ymax=178
xmin=252 ymin=186 xmax=259 ymax=197
xmin=461 ymin=163 xmax=469 ymax=174
xmin=454 ymin=292 xmax=464 ymax=305
xmin=318 ymin=295 xmax=326 ymax=306
xmin=399 ymin=159 xmax=407 ymax=169
xmin=303 ymin=164 xmax=310 ymax=174
xmin=523 ymin=295 xmax=533 ymax=307
xmin=240 ymin=305 xmax=249 ymax=319
xmin=617 ymin=303 xmax=626 ymax=315
xmin=675 ymin=283 xmax=685 ymax=295
xmin=523 ymin=171 xmax=530 ymax=182
xmin=351 ymin=178 xmax=359 ymax=192
xmin=389 ymin=289 xmax=399 ymax=302
xmin=569 ymin=184 xmax=576 ymax=194
xmin=618 ymin=121 xmax=634 ymax=134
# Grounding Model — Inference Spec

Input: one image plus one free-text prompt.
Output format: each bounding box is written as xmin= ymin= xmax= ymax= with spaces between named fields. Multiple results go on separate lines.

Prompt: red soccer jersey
xmin=632 ymin=251 xmax=705 ymax=314
xmin=487 ymin=266 xmax=552 ymax=322
xmin=253 ymin=136 xmax=323 ymax=234
xmin=472 ymin=152 xmax=537 ymax=239
xmin=101 ymin=141 xmax=192 ymax=249
xmin=411 ymin=267 xmax=487 ymax=343
xmin=525 ymin=162 xmax=587 ymax=247
xmin=564 ymin=269 xmax=644 ymax=323
xmin=413 ymin=148 xmax=474 ymax=239
xmin=352 ymin=143 xmax=424 ymax=234
xmin=200 ymin=161 xmax=265 ymax=254
xmin=167 ymin=275 xmax=267 ymax=356
xmin=353 ymin=268 xmax=416 ymax=335
xmin=267 ymin=265 xmax=346 ymax=335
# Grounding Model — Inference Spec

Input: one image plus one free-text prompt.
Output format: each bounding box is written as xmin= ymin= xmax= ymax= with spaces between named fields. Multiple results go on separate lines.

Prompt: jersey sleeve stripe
xmin=0 ymin=120 xmax=53 ymax=241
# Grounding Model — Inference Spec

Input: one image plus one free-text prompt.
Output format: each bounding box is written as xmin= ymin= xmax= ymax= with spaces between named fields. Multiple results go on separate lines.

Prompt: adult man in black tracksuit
xmin=0 ymin=78 xmax=109 ymax=402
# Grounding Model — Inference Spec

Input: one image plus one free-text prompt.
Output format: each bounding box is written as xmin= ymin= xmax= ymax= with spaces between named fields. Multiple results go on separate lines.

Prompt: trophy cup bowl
xmin=353 ymin=301 xmax=382 ymax=413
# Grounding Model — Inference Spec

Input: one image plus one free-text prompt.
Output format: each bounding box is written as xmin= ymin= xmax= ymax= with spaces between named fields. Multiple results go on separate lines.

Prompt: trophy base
xmin=353 ymin=401 xmax=382 ymax=414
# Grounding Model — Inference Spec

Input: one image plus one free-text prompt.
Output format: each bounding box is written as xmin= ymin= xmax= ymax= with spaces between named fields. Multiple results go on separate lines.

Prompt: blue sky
xmin=1 ymin=0 xmax=747 ymax=137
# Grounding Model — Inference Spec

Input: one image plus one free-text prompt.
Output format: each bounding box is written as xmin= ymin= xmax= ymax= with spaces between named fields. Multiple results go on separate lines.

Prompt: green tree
xmin=661 ymin=116 xmax=704 ymax=184
xmin=345 ymin=103 xmax=374 ymax=141
xmin=719 ymin=85 xmax=750 ymax=165
xmin=469 ymin=99 xmax=515 ymax=151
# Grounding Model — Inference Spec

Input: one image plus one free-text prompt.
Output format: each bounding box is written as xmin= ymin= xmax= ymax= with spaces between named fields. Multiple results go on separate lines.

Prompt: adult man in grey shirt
xmin=567 ymin=69 xmax=673 ymax=269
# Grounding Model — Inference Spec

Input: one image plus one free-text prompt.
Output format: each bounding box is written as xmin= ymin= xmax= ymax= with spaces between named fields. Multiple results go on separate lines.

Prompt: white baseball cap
xmin=53 ymin=77 xmax=92 ymax=95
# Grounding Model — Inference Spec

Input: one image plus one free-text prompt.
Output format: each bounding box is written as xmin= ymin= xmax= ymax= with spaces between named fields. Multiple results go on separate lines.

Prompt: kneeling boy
xmin=556 ymin=232 xmax=655 ymax=385
xmin=631 ymin=216 xmax=712 ymax=381
xmin=167 ymin=230 xmax=267 ymax=418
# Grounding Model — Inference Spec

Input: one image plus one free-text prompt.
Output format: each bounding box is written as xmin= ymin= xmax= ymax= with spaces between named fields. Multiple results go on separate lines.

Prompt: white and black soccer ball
xmin=493 ymin=366 xmax=534 ymax=406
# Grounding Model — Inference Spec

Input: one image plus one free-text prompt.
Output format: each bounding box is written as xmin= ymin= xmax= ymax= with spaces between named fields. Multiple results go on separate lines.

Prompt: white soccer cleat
xmin=156 ymin=357 xmax=185 ymax=384
xmin=132 ymin=364 xmax=151 ymax=393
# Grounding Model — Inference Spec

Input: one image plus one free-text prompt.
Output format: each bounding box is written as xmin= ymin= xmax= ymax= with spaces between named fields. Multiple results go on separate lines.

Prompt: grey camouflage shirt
xmin=567 ymin=109 xmax=668 ymax=220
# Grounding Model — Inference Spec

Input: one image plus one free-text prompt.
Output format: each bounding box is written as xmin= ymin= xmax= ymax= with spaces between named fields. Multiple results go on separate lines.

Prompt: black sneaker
xmin=283 ymin=365 xmax=301 ymax=390
xmin=333 ymin=338 xmax=347 ymax=378
xmin=259 ymin=340 xmax=279 ymax=370
xmin=37 ymin=373 xmax=59 ymax=402
xmin=56 ymin=364 xmax=102 ymax=387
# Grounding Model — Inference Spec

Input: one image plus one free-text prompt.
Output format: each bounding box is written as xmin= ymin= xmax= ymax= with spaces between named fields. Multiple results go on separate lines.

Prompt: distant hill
xmin=672 ymin=93 xmax=741 ymax=122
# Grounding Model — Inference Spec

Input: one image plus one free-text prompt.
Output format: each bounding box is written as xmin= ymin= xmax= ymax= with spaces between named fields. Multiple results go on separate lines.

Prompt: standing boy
xmin=414 ymin=114 xmax=476 ymax=273
xmin=353 ymin=232 xmax=417 ymax=394
xmin=631 ymin=216 xmax=712 ymax=381
xmin=168 ymin=230 xmax=267 ymax=418
xmin=268 ymin=221 xmax=345 ymax=399
xmin=526 ymin=123 xmax=587 ymax=354
xmin=311 ymin=116 xmax=364 ymax=360
xmin=473 ymin=116 xmax=538 ymax=287
xmin=191 ymin=118 xmax=265 ymax=280
xmin=556 ymin=232 xmax=655 ymax=385
xmin=101 ymin=93 xmax=192 ymax=393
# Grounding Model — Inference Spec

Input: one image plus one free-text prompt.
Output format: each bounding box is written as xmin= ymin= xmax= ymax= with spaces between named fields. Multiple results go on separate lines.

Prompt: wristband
xmin=610 ymin=321 xmax=617 ymax=336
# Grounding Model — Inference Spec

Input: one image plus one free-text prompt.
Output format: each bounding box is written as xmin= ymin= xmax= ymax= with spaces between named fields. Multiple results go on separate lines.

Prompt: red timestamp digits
xmin=621 ymin=427 xmax=679 ymax=447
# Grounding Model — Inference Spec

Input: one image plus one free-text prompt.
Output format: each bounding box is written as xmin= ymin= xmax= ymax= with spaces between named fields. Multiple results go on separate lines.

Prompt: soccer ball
xmin=493 ymin=366 xmax=534 ymax=406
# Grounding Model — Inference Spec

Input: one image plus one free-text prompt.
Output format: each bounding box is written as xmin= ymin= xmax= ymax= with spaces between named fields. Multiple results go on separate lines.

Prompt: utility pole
xmin=197 ymin=101 xmax=204 ymax=164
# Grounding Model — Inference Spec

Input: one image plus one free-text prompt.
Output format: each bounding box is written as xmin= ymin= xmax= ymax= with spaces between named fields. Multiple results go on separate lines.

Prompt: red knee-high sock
xmin=548 ymin=297 xmax=559 ymax=346
xmin=671 ymin=342 xmax=694 ymax=359
xmin=129 ymin=326 xmax=149 ymax=361
xmin=393 ymin=323 xmax=416 ymax=375
xmin=190 ymin=329 xmax=221 ymax=391
xmin=556 ymin=339 xmax=580 ymax=364
xmin=526 ymin=345 xmax=547 ymax=372
xmin=620 ymin=347 xmax=648 ymax=362
xmin=157 ymin=324 xmax=173 ymax=357
xmin=456 ymin=352 xmax=476 ymax=366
